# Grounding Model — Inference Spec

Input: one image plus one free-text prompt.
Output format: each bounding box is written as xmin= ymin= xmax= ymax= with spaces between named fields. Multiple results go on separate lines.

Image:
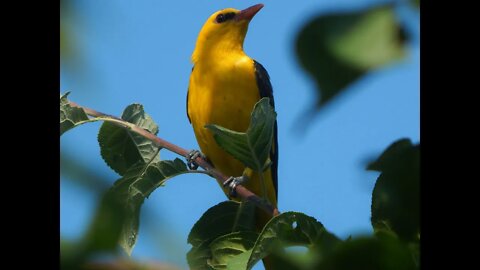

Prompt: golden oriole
xmin=186 ymin=3 xmax=278 ymax=230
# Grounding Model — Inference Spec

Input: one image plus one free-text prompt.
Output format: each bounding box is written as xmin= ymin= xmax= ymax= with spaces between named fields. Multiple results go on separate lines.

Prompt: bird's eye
xmin=216 ymin=14 xmax=226 ymax=23
xmin=215 ymin=12 xmax=236 ymax=24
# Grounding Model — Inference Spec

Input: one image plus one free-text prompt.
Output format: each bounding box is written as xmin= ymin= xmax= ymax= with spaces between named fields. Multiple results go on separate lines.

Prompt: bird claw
xmin=223 ymin=175 xmax=247 ymax=197
xmin=186 ymin=150 xmax=205 ymax=170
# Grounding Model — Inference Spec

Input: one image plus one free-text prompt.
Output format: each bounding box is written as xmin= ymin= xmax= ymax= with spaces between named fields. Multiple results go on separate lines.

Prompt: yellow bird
xmin=187 ymin=3 xmax=278 ymax=229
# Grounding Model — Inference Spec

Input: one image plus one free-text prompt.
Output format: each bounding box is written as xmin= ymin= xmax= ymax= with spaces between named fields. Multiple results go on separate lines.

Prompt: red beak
xmin=235 ymin=4 xmax=264 ymax=21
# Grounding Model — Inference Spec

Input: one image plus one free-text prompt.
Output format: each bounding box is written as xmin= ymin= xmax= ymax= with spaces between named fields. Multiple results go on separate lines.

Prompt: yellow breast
xmin=188 ymin=54 xmax=260 ymax=187
xmin=188 ymin=51 xmax=277 ymax=209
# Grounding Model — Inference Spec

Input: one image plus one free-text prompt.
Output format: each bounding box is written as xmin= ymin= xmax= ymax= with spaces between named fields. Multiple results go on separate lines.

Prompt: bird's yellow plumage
xmin=187 ymin=4 xmax=278 ymax=217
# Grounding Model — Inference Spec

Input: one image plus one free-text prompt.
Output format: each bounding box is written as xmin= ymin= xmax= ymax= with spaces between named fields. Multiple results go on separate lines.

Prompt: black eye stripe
xmin=216 ymin=12 xmax=236 ymax=23
xmin=225 ymin=12 xmax=236 ymax=20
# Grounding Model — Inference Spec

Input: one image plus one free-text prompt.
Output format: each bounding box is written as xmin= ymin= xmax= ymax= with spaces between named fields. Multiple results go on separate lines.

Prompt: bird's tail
xmin=253 ymin=171 xmax=277 ymax=270
xmin=255 ymin=208 xmax=277 ymax=270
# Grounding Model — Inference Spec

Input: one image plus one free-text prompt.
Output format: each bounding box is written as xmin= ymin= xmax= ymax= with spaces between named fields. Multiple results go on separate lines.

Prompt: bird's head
xmin=191 ymin=4 xmax=264 ymax=63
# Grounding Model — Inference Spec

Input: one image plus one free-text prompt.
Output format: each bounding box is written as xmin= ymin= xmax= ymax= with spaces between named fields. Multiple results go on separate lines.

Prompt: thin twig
xmin=69 ymin=101 xmax=280 ymax=217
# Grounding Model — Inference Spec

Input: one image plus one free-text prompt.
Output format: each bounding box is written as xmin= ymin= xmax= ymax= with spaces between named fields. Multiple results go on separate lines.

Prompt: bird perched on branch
xmin=186 ymin=3 xmax=278 ymax=234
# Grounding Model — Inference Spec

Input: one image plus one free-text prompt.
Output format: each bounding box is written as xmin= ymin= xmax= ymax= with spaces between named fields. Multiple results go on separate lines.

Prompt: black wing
xmin=253 ymin=60 xmax=278 ymax=200
xmin=186 ymin=66 xmax=194 ymax=123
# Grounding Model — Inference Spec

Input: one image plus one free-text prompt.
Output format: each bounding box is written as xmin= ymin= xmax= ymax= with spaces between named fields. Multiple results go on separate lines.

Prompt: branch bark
xmin=69 ymin=101 xmax=280 ymax=217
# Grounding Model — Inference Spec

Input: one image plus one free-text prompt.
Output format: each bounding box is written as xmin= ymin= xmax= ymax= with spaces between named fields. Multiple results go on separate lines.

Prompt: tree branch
xmin=68 ymin=101 xmax=280 ymax=217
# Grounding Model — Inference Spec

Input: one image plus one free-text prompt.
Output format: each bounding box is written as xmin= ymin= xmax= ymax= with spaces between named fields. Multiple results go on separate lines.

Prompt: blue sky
xmin=60 ymin=0 xmax=419 ymax=269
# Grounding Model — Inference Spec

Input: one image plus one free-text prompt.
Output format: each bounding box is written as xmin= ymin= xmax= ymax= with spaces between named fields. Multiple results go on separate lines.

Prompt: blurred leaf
xmin=268 ymin=252 xmax=313 ymax=270
xmin=84 ymin=258 xmax=181 ymax=270
xmin=412 ymin=0 xmax=420 ymax=8
xmin=187 ymin=201 xmax=256 ymax=270
xmin=98 ymin=104 xmax=160 ymax=176
xmin=209 ymin=232 xmax=258 ymax=269
xmin=111 ymin=158 xmax=189 ymax=255
xmin=61 ymin=21 xmax=78 ymax=67
xmin=296 ymin=5 xmax=407 ymax=111
xmin=205 ymin=98 xmax=276 ymax=172
xmin=61 ymin=0 xmax=78 ymax=67
xmin=408 ymin=242 xmax=420 ymax=268
xmin=83 ymin=189 xmax=129 ymax=253
xmin=63 ymin=158 xmax=189 ymax=264
xmin=367 ymin=139 xmax=415 ymax=171
xmin=60 ymin=92 xmax=90 ymax=135
xmin=61 ymin=238 xmax=85 ymax=269
xmin=61 ymin=150 xmax=111 ymax=192
xmin=246 ymin=212 xmax=341 ymax=270
xmin=60 ymin=191 xmax=130 ymax=269
xmin=60 ymin=238 xmax=75 ymax=254
xmin=367 ymin=138 xmax=420 ymax=242
xmin=315 ymin=235 xmax=417 ymax=270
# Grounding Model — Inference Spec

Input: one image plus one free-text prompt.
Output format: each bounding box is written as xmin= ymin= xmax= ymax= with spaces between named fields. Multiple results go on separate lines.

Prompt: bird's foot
xmin=186 ymin=149 xmax=205 ymax=170
xmin=223 ymin=175 xmax=248 ymax=197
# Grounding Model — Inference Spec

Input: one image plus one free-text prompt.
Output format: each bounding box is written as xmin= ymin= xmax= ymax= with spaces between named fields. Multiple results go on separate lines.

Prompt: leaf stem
xmin=68 ymin=101 xmax=280 ymax=217
xmin=258 ymin=169 xmax=267 ymax=201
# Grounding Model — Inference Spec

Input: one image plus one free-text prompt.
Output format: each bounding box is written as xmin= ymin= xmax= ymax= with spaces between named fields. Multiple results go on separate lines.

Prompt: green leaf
xmin=60 ymin=92 xmax=90 ymax=135
xmin=209 ymin=231 xmax=258 ymax=269
xmin=295 ymin=5 xmax=407 ymax=111
xmin=187 ymin=201 xmax=256 ymax=270
xmin=98 ymin=104 xmax=160 ymax=176
xmin=226 ymin=249 xmax=253 ymax=270
xmin=368 ymin=138 xmax=420 ymax=242
xmin=188 ymin=201 xmax=256 ymax=247
xmin=187 ymin=240 xmax=215 ymax=270
xmin=247 ymin=212 xmax=341 ymax=270
xmin=205 ymin=98 xmax=276 ymax=172
xmin=111 ymin=158 xmax=189 ymax=255
xmin=314 ymin=235 xmax=417 ymax=270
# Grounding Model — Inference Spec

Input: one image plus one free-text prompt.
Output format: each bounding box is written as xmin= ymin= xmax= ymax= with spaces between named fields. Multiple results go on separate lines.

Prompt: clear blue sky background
xmin=60 ymin=0 xmax=419 ymax=269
